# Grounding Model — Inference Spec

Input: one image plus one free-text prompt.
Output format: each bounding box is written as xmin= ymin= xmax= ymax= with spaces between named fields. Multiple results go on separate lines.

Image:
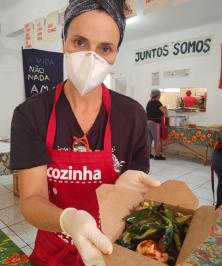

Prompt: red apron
xmin=147 ymin=116 xmax=166 ymax=140
xmin=30 ymin=81 xmax=118 ymax=266
xmin=161 ymin=115 xmax=167 ymax=140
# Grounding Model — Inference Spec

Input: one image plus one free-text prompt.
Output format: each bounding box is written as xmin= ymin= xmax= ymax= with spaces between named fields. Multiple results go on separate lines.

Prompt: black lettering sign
xmin=187 ymin=41 xmax=196 ymax=53
xmin=203 ymin=38 xmax=211 ymax=53
xmin=173 ymin=42 xmax=180 ymax=55
xmin=180 ymin=42 xmax=188 ymax=54
xmin=196 ymin=40 xmax=204 ymax=53
xmin=135 ymin=37 xmax=211 ymax=63
xmin=135 ymin=52 xmax=140 ymax=62
xmin=157 ymin=47 xmax=163 ymax=57
xmin=163 ymin=45 xmax=169 ymax=57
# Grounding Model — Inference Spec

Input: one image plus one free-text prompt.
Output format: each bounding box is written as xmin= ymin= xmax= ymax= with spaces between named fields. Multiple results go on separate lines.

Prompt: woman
xmin=213 ymin=143 xmax=222 ymax=209
xmin=146 ymin=89 xmax=167 ymax=160
xmin=183 ymin=89 xmax=199 ymax=108
xmin=10 ymin=1 xmax=160 ymax=265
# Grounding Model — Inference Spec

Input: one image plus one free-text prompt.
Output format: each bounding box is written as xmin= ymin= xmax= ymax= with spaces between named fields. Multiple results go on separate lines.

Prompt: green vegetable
xmin=124 ymin=208 xmax=151 ymax=224
xmin=174 ymin=232 xmax=181 ymax=252
xmin=161 ymin=216 xmax=174 ymax=252
xmin=175 ymin=214 xmax=192 ymax=225
xmin=116 ymin=201 xmax=191 ymax=265
xmin=124 ymin=202 xmax=164 ymax=224
xmin=133 ymin=227 xmax=160 ymax=240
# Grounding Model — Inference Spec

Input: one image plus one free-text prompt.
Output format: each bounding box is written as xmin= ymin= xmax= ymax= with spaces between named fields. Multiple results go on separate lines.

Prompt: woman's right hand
xmin=160 ymin=106 xmax=168 ymax=114
xmin=60 ymin=208 xmax=113 ymax=266
xmin=115 ymin=170 xmax=161 ymax=194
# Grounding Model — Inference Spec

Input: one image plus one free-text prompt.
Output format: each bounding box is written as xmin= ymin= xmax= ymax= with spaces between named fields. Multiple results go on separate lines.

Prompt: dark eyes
xmin=72 ymin=38 xmax=114 ymax=56
xmin=74 ymin=39 xmax=86 ymax=47
xmin=100 ymin=45 xmax=112 ymax=54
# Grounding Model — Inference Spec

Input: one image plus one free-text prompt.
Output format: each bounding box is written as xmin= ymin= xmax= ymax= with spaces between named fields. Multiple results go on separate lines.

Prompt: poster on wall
xmin=163 ymin=69 xmax=190 ymax=79
xmin=135 ymin=36 xmax=212 ymax=64
xmin=22 ymin=49 xmax=64 ymax=98
xmin=24 ymin=23 xmax=34 ymax=49
xmin=46 ymin=11 xmax=59 ymax=42
xmin=143 ymin=0 xmax=170 ymax=15
xmin=172 ymin=0 xmax=191 ymax=6
xmin=219 ymin=44 xmax=222 ymax=89
xmin=152 ymin=72 xmax=160 ymax=86
xmin=125 ymin=0 xmax=137 ymax=18
xmin=34 ymin=17 xmax=45 ymax=47
xmin=59 ymin=8 xmax=66 ymax=29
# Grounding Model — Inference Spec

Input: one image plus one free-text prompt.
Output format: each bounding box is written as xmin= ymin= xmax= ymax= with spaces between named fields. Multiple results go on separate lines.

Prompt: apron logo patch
xmin=47 ymin=166 xmax=101 ymax=181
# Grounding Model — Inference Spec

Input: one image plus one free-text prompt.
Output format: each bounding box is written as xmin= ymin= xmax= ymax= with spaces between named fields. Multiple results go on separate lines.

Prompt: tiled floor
xmin=0 ymin=175 xmax=36 ymax=257
xmin=0 ymin=154 xmax=216 ymax=257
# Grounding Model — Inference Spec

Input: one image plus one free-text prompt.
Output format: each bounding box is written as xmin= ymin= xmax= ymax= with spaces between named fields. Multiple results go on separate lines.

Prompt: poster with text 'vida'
xmin=143 ymin=0 xmax=169 ymax=14
xmin=22 ymin=49 xmax=64 ymax=98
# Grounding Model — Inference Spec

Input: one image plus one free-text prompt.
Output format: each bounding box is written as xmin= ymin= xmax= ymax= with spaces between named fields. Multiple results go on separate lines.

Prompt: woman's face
xmin=64 ymin=10 xmax=120 ymax=64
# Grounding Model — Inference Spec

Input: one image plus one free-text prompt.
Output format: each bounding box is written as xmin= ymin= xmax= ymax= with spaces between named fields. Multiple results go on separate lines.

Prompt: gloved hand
xmin=60 ymin=208 xmax=113 ymax=266
xmin=115 ymin=170 xmax=161 ymax=193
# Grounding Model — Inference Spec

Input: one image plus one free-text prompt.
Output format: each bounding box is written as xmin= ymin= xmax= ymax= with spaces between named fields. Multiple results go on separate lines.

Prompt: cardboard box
xmin=97 ymin=180 xmax=218 ymax=266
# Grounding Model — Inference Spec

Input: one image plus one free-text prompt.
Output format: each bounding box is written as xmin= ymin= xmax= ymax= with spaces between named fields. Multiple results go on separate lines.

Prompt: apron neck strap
xmin=46 ymin=82 xmax=112 ymax=151
xmin=46 ymin=81 xmax=65 ymax=149
xmin=102 ymin=83 xmax=112 ymax=150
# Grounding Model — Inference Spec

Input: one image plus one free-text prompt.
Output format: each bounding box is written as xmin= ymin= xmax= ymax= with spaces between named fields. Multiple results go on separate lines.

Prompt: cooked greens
xmin=116 ymin=201 xmax=192 ymax=266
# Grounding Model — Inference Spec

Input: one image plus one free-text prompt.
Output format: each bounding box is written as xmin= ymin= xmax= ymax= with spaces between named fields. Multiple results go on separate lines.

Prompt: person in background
xmin=10 ymin=1 xmax=161 ymax=265
xmin=213 ymin=143 xmax=222 ymax=209
xmin=183 ymin=89 xmax=199 ymax=108
xmin=146 ymin=89 xmax=167 ymax=160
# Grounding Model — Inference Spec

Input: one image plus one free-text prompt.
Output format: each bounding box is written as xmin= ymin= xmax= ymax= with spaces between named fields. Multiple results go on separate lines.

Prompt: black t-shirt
xmin=10 ymin=88 xmax=149 ymax=174
xmin=146 ymin=100 xmax=163 ymax=123
xmin=216 ymin=142 xmax=222 ymax=154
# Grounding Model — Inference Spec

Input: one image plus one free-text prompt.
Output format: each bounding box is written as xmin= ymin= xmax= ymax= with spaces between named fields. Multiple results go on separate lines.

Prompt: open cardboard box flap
xmin=96 ymin=184 xmax=143 ymax=242
xmin=144 ymin=180 xmax=198 ymax=210
xmin=97 ymin=180 xmax=218 ymax=266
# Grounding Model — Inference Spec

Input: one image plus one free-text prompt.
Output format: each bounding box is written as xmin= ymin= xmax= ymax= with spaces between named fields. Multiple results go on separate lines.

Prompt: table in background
xmin=0 ymin=141 xmax=18 ymax=196
xmin=181 ymin=206 xmax=222 ymax=266
xmin=0 ymin=141 xmax=11 ymax=176
xmin=165 ymin=126 xmax=222 ymax=164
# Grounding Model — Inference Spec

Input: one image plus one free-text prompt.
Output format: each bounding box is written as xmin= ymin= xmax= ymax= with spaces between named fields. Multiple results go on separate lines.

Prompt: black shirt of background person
xmin=146 ymin=100 xmax=163 ymax=124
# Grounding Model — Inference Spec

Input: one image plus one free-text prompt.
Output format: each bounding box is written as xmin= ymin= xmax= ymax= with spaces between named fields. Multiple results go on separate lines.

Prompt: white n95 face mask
xmin=64 ymin=51 xmax=111 ymax=96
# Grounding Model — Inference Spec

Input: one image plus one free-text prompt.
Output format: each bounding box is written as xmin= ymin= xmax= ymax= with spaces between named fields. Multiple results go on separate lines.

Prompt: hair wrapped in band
xmin=64 ymin=0 xmax=127 ymax=47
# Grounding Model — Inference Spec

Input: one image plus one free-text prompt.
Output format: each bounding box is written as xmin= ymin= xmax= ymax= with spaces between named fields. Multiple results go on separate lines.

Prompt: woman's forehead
xmin=67 ymin=10 xmax=120 ymax=45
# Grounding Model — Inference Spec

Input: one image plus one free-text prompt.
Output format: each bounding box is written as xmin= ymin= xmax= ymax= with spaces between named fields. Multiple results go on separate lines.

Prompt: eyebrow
xmin=72 ymin=35 xmax=88 ymax=41
xmin=71 ymin=35 xmax=116 ymax=47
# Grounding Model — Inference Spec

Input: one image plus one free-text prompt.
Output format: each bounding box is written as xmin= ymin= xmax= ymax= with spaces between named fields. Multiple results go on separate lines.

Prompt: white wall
xmin=1 ymin=2 xmax=222 ymax=138
xmin=113 ymin=22 xmax=222 ymax=126
xmin=1 ymin=0 xmax=68 ymax=35
xmin=0 ymin=36 xmax=24 ymax=138
xmin=0 ymin=36 xmax=62 ymax=138
xmin=0 ymin=0 xmax=67 ymax=138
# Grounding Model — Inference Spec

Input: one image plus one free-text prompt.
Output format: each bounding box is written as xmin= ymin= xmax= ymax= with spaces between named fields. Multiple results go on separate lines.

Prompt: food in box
xmin=115 ymin=201 xmax=192 ymax=265
xmin=97 ymin=180 xmax=218 ymax=266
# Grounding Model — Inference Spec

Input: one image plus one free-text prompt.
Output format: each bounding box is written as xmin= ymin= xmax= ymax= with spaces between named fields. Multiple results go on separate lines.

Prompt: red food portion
xmin=137 ymin=240 xmax=168 ymax=263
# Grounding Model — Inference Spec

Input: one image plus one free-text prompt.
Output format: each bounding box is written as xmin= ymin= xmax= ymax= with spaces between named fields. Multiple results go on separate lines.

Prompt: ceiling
xmin=1 ymin=0 xmax=222 ymax=39
xmin=0 ymin=0 xmax=19 ymax=12
xmin=124 ymin=0 xmax=222 ymax=41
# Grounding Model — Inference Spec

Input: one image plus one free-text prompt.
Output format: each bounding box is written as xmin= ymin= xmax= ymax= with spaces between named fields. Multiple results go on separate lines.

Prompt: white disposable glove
xmin=60 ymin=208 xmax=113 ymax=266
xmin=115 ymin=170 xmax=161 ymax=193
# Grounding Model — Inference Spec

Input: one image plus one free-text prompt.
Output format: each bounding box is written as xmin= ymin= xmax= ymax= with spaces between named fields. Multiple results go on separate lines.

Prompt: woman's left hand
xmin=115 ymin=170 xmax=161 ymax=194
